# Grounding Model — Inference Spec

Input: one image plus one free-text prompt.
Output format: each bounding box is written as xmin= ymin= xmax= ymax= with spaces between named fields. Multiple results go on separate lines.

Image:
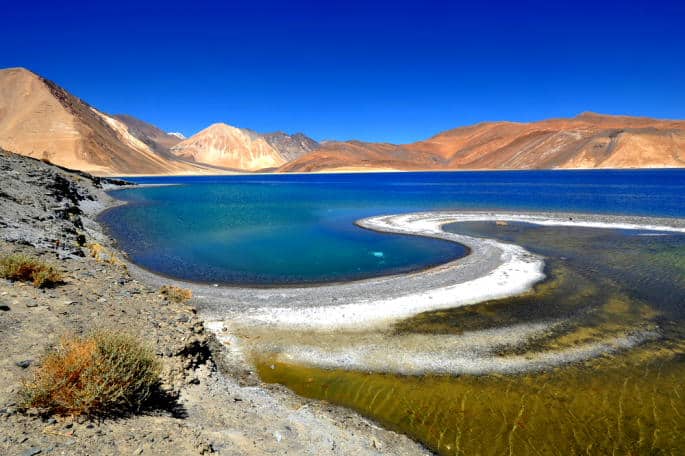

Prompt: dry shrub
xmin=160 ymin=285 xmax=192 ymax=303
xmin=87 ymin=242 xmax=124 ymax=266
xmin=20 ymin=331 xmax=160 ymax=417
xmin=0 ymin=254 xmax=63 ymax=288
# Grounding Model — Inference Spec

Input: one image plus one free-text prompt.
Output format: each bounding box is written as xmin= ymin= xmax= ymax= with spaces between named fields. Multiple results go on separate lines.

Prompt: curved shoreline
xmin=127 ymin=211 xmax=685 ymax=333
xmin=131 ymin=214 xmax=544 ymax=331
xmin=115 ymin=209 xmax=685 ymax=377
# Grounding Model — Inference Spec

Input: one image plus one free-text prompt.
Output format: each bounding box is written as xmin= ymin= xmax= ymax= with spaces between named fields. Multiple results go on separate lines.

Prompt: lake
xmin=101 ymin=169 xmax=685 ymax=285
xmin=102 ymin=169 xmax=685 ymax=454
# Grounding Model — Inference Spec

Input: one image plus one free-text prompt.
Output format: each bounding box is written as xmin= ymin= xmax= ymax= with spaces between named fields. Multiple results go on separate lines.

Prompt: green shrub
xmin=20 ymin=331 xmax=161 ymax=417
xmin=0 ymin=254 xmax=63 ymax=288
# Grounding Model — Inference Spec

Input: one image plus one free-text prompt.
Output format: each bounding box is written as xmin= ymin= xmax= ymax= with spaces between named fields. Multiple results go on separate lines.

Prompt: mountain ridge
xmin=280 ymin=112 xmax=685 ymax=172
xmin=1 ymin=67 xmax=683 ymax=175
xmin=0 ymin=67 xmax=223 ymax=176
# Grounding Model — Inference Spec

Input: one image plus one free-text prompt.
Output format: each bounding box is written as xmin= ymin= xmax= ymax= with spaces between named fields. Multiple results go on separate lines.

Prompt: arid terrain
xmin=0 ymin=149 xmax=427 ymax=455
xmin=1 ymin=67 xmax=682 ymax=176
xmin=281 ymin=113 xmax=685 ymax=172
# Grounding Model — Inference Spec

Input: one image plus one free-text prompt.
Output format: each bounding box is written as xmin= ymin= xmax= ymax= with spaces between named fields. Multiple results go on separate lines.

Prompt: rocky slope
xmin=0 ymin=68 xmax=222 ymax=176
xmin=113 ymin=114 xmax=184 ymax=157
xmin=263 ymin=131 xmax=319 ymax=162
xmin=281 ymin=112 xmax=685 ymax=172
xmin=0 ymin=149 xmax=427 ymax=455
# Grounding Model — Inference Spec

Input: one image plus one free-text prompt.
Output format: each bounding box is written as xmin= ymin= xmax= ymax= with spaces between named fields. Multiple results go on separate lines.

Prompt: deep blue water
xmin=101 ymin=169 xmax=685 ymax=285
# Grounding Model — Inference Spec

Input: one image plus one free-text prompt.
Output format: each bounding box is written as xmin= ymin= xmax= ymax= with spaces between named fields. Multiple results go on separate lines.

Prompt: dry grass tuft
xmin=0 ymin=253 xmax=63 ymax=288
xmin=20 ymin=331 xmax=161 ymax=417
xmin=160 ymin=285 xmax=193 ymax=303
xmin=86 ymin=242 xmax=124 ymax=266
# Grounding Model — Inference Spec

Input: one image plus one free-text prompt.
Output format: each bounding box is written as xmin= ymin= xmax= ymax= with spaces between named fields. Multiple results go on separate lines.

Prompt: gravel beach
xmin=0 ymin=150 xmax=428 ymax=456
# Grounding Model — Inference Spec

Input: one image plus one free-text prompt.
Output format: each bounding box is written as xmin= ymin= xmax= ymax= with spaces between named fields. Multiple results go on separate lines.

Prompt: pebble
xmin=20 ymin=448 xmax=41 ymax=456
xmin=26 ymin=302 xmax=38 ymax=308
xmin=15 ymin=359 xmax=32 ymax=369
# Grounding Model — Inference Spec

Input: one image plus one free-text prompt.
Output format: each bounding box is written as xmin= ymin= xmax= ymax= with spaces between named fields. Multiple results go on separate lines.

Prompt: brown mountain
xmin=0 ymin=67 xmax=222 ymax=176
xmin=113 ymin=114 xmax=183 ymax=157
xmin=280 ymin=113 xmax=685 ymax=172
xmin=170 ymin=123 xmax=286 ymax=171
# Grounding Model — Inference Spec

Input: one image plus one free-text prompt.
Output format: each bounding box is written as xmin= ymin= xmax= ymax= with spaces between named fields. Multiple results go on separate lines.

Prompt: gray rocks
xmin=262 ymin=132 xmax=319 ymax=162
xmin=15 ymin=360 xmax=32 ymax=369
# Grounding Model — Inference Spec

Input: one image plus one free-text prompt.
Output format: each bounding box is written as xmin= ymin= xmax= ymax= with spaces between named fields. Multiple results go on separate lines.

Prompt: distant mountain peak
xmin=170 ymin=122 xmax=286 ymax=171
xmin=168 ymin=132 xmax=186 ymax=140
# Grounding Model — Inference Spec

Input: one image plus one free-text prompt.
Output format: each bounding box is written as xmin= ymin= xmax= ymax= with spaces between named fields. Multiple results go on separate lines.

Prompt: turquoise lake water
xmin=100 ymin=169 xmax=685 ymax=285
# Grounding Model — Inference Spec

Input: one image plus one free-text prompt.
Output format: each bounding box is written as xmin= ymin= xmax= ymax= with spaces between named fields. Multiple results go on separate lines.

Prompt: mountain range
xmin=1 ymin=67 xmax=683 ymax=176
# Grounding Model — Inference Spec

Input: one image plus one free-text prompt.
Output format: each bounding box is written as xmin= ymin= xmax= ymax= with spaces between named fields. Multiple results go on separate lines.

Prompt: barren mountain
xmin=281 ymin=113 xmax=685 ymax=172
xmin=263 ymin=131 xmax=319 ymax=162
xmin=0 ymin=68 xmax=221 ymax=176
xmin=113 ymin=114 xmax=183 ymax=157
xmin=170 ymin=123 xmax=287 ymax=171
xmin=2 ymin=67 xmax=682 ymax=175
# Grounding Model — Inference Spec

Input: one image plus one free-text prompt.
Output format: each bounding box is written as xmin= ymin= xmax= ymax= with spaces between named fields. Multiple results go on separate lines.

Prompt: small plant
xmin=160 ymin=285 xmax=192 ymax=303
xmin=20 ymin=331 xmax=160 ymax=417
xmin=0 ymin=253 xmax=63 ymax=288
xmin=86 ymin=242 xmax=124 ymax=266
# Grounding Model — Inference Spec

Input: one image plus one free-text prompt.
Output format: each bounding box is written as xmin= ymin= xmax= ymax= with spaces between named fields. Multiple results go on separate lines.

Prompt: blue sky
xmin=2 ymin=0 xmax=684 ymax=143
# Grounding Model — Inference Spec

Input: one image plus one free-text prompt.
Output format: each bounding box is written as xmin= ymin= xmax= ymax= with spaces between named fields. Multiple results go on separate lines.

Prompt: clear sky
xmin=2 ymin=0 xmax=684 ymax=143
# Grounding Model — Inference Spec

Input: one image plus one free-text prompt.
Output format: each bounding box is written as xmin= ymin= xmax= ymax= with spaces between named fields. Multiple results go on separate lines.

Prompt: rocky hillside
xmin=0 ymin=68 xmax=222 ymax=176
xmin=281 ymin=113 xmax=685 ymax=172
xmin=113 ymin=114 xmax=184 ymax=157
xmin=263 ymin=131 xmax=319 ymax=162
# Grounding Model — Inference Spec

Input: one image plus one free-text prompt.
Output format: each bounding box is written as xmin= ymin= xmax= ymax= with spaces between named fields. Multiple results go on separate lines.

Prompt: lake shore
xmin=4 ymin=149 xmax=685 ymax=455
xmin=125 ymin=209 xmax=685 ymax=377
xmin=0 ymin=150 xmax=428 ymax=456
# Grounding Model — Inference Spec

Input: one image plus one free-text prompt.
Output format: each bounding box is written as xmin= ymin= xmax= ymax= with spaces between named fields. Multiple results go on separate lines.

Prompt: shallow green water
xmin=256 ymin=222 xmax=685 ymax=454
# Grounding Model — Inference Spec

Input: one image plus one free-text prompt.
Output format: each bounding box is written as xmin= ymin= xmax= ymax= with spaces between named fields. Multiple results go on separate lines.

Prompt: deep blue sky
xmin=2 ymin=1 xmax=684 ymax=143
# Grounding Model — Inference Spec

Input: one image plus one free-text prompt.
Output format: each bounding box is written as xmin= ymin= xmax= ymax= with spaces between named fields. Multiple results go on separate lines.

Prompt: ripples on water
xmin=255 ymin=223 xmax=685 ymax=455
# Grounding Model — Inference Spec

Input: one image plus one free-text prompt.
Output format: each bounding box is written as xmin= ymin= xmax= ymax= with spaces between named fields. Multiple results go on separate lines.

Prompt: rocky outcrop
xmin=263 ymin=131 xmax=319 ymax=162
xmin=0 ymin=148 xmax=127 ymax=256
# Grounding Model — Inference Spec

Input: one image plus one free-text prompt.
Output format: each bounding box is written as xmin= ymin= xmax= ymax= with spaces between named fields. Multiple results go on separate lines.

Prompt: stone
xmin=26 ymin=302 xmax=38 ymax=308
xmin=15 ymin=359 xmax=32 ymax=369
xmin=20 ymin=448 xmax=41 ymax=456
